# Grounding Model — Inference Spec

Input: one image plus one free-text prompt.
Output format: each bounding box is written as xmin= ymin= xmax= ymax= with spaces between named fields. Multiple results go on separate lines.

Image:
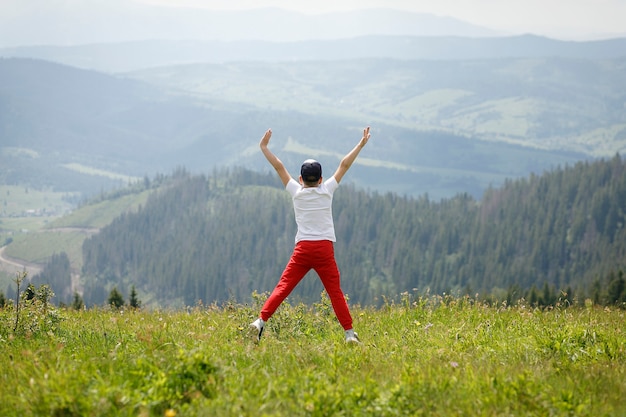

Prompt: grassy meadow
xmin=1 ymin=291 xmax=624 ymax=417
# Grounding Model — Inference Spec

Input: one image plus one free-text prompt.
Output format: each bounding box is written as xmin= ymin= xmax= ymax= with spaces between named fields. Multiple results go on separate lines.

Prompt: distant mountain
xmin=2 ymin=35 xmax=625 ymax=73
xmin=0 ymin=58 xmax=176 ymax=166
xmin=128 ymin=57 xmax=626 ymax=158
xmin=0 ymin=3 xmax=501 ymax=48
xmin=0 ymin=58 xmax=593 ymax=200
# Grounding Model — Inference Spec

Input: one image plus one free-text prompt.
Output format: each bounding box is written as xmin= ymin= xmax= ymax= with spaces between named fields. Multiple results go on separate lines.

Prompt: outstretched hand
xmin=333 ymin=125 xmax=371 ymax=184
xmin=361 ymin=126 xmax=371 ymax=147
xmin=260 ymin=128 xmax=272 ymax=147
xmin=259 ymin=128 xmax=292 ymax=186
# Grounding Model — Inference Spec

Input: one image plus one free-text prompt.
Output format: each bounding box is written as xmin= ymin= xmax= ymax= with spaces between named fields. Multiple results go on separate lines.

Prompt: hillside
xmin=129 ymin=57 xmax=626 ymax=157
xmin=23 ymin=155 xmax=625 ymax=308
xmin=3 ymin=35 xmax=626 ymax=73
xmin=1 ymin=56 xmax=614 ymax=202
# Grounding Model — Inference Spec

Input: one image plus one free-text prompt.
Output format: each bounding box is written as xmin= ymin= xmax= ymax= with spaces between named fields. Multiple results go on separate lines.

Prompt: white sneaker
xmin=249 ymin=318 xmax=265 ymax=342
xmin=345 ymin=329 xmax=361 ymax=344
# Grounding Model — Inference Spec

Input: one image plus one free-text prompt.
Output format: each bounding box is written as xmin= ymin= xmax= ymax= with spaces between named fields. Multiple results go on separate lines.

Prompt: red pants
xmin=260 ymin=240 xmax=353 ymax=330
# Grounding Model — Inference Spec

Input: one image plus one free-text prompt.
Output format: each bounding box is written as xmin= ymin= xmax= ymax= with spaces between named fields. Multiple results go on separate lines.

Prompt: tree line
xmin=20 ymin=155 xmax=626 ymax=308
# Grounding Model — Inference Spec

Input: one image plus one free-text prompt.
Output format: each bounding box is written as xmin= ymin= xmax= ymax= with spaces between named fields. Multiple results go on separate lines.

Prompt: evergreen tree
xmin=541 ymin=282 xmax=556 ymax=307
xmin=528 ymin=286 xmax=539 ymax=307
xmin=591 ymin=278 xmax=603 ymax=305
xmin=107 ymin=287 xmax=124 ymax=309
xmin=607 ymin=270 xmax=625 ymax=305
xmin=71 ymin=292 xmax=84 ymax=310
xmin=32 ymin=252 xmax=72 ymax=305
xmin=129 ymin=285 xmax=141 ymax=309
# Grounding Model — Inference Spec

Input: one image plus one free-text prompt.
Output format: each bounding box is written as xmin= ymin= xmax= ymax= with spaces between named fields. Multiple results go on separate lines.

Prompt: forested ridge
xmin=38 ymin=155 xmax=626 ymax=308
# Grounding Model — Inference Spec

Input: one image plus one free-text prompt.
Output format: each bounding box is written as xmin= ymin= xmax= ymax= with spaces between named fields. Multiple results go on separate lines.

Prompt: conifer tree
xmin=107 ymin=287 xmax=124 ymax=309
xmin=607 ymin=270 xmax=625 ymax=305
xmin=129 ymin=285 xmax=141 ymax=309
xmin=528 ymin=286 xmax=539 ymax=307
xmin=591 ymin=278 xmax=603 ymax=305
xmin=71 ymin=292 xmax=84 ymax=310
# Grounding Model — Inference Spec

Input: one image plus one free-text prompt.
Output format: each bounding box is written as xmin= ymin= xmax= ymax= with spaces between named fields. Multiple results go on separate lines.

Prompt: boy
xmin=250 ymin=126 xmax=371 ymax=344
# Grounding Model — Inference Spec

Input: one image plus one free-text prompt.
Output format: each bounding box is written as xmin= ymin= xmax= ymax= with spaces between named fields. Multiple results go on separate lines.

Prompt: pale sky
xmin=138 ymin=0 xmax=626 ymax=39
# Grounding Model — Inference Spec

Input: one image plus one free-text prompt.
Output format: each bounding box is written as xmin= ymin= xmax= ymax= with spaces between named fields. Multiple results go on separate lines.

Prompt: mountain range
xmin=2 ymin=35 xmax=625 ymax=73
xmin=2 ymin=41 xmax=626 ymax=199
xmin=1 ymin=5 xmax=625 ymax=201
xmin=0 ymin=4 xmax=503 ymax=48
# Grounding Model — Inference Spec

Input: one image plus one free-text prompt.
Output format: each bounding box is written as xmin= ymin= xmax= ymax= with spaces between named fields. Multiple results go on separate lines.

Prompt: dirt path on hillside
xmin=0 ymin=245 xmax=43 ymax=277
xmin=0 ymin=227 xmax=99 ymax=281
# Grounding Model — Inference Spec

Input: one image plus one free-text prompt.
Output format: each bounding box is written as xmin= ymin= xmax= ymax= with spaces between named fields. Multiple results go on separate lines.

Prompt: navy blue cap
xmin=301 ymin=159 xmax=322 ymax=182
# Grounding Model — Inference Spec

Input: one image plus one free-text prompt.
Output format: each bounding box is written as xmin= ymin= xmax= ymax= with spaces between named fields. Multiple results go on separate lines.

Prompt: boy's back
xmin=287 ymin=176 xmax=338 ymax=243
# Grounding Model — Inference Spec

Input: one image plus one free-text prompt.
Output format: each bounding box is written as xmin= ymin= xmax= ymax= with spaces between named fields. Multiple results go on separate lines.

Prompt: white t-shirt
xmin=286 ymin=176 xmax=339 ymax=243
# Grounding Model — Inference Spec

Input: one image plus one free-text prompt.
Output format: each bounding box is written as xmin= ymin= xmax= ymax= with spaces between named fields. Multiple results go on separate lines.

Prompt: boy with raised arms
xmin=250 ymin=126 xmax=371 ymax=343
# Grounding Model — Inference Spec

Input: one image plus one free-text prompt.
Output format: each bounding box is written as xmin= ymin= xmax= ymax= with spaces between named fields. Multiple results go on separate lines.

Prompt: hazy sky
xmin=138 ymin=0 xmax=626 ymax=39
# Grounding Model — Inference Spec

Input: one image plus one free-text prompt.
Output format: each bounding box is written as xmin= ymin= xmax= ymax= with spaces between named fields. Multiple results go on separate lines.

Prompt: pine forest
xmin=31 ymin=154 xmax=626 ymax=309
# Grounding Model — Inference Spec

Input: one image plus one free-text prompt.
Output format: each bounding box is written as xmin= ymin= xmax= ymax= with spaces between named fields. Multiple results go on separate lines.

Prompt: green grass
xmin=0 ymin=185 xmax=76 ymax=218
xmin=4 ymin=231 xmax=88 ymax=268
xmin=1 ymin=294 xmax=624 ymax=416
xmin=61 ymin=163 xmax=142 ymax=183
xmin=49 ymin=189 xmax=151 ymax=229
xmin=0 ymin=216 xmax=52 ymax=237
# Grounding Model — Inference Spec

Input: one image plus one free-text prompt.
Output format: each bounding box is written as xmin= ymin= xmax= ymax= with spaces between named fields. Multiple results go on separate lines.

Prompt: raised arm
xmin=259 ymin=128 xmax=292 ymax=186
xmin=333 ymin=126 xmax=371 ymax=184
